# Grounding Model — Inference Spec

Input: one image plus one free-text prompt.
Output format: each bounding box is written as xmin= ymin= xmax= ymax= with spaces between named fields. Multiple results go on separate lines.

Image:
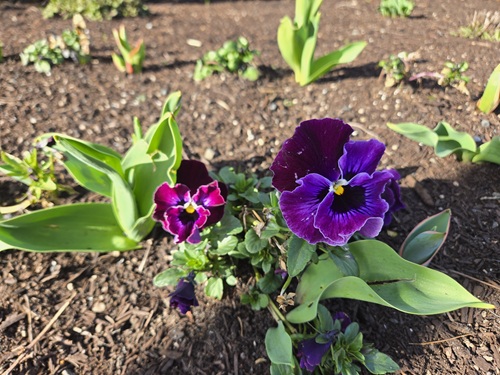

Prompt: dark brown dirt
xmin=0 ymin=1 xmax=499 ymax=374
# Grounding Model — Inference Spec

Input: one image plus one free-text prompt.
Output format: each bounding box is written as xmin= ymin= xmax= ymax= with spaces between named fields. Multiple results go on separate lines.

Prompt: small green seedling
xmin=277 ymin=0 xmax=366 ymax=86
xmin=193 ymin=37 xmax=259 ymax=81
xmin=379 ymin=0 xmax=414 ymax=18
xmin=409 ymin=61 xmax=470 ymax=95
xmin=378 ymin=51 xmax=417 ymax=87
xmin=387 ymin=121 xmax=500 ymax=164
xmin=477 ymin=63 xmax=500 ymax=114
xmin=0 ymin=147 xmax=72 ymax=214
xmin=456 ymin=10 xmax=500 ymax=41
xmin=111 ymin=25 xmax=145 ymax=74
xmin=20 ymin=15 xmax=90 ymax=74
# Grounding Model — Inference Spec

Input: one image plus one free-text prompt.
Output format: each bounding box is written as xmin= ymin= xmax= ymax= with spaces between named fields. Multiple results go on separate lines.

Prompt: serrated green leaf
xmin=213 ymin=235 xmax=239 ymax=255
xmin=287 ymin=234 xmax=316 ymax=277
xmin=205 ymin=277 xmax=224 ymax=300
xmin=153 ymin=268 xmax=187 ymax=287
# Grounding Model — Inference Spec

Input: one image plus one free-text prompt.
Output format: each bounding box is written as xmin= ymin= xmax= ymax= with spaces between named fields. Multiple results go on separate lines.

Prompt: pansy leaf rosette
xmin=270 ymin=118 xmax=403 ymax=246
xmin=153 ymin=160 xmax=228 ymax=244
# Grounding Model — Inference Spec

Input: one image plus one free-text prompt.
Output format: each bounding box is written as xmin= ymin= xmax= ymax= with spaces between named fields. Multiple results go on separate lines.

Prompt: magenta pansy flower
xmin=270 ymin=118 xmax=403 ymax=246
xmin=153 ymin=160 xmax=227 ymax=244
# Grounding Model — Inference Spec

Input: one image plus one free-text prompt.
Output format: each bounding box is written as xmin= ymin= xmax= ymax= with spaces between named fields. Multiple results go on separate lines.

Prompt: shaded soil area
xmin=0 ymin=1 xmax=499 ymax=374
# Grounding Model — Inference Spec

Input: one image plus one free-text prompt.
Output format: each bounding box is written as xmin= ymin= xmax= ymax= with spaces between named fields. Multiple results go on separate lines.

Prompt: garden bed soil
xmin=0 ymin=0 xmax=499 ymax=374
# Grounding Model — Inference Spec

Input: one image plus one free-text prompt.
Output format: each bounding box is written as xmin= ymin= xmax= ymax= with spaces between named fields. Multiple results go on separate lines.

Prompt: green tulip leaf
xmin=477 ymin=63 xmax=500 ymax=114
xmin=386 ymin=122 xmax=438 ymax=147
xmin=286 ymin=240 xmax=494 ymax=324
xmin=0 ymin=203 xmax=139 ymax=252
xmin=472 ymin=136 xmax=500 ymax=165
xmin=400 ymin=209 xmax=451 ymax=265
xmin=433 ymin=121 xmax=477 ymax=158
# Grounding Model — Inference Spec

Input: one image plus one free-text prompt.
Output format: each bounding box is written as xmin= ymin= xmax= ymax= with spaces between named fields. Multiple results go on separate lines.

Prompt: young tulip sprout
xmin=270 ymin=118 xmax=403 ymax=246
xmin=153 ymin=160 xmax=227 ymax=244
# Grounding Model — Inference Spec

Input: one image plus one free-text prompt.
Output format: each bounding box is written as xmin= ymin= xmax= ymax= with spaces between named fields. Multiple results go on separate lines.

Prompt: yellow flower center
xmin=332 ymin=179 xmax=348 ymax=196
xmin=333 ymin=185 xmax=345 ymax=196
xmin=185 ymin=203 xmax=196 ymax=214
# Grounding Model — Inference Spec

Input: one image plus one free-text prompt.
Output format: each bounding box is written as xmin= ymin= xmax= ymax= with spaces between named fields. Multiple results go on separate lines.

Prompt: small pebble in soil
xmin=480 ymin=119 xmax=490 ymax=128
xmin=92 ymin=302 xmax=106 ymax=313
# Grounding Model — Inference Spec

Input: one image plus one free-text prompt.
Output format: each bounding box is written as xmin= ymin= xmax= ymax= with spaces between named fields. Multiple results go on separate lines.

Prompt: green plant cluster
xmin=378 ymin=0 xmax=414 ymax=18
xmin=378 ymin=52 xmax=414 ymax=87
xmin=20 ymin=24 xmax=90 ymax=74
xmin=456 ymin=11 xmax=500 ymax=42
xmin=43 ymin=0 xmax=148 ymax=21
xmin=193 ymin=37 xmax=260 ymax=81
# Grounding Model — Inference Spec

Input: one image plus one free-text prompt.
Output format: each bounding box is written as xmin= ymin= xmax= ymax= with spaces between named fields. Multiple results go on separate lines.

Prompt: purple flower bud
xmin=297 ymin=337 xmax=332 ymax=372
xmin=169 ymin=272 xmax=198 ymax=314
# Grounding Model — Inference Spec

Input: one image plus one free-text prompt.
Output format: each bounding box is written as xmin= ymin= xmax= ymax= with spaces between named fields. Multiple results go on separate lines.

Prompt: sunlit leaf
xmin=0 ymin=203 xmax=139 ymax=252
xmin=477 ymin=63 xmax=500 ymax=114
xmin=472 ymin=136 xmax=500 ymax=165
xmin=386 ymin=122 xmax=438 ymax=147
xmin=265 ymin=322 xmax=295 ymax=367
xmin=286 ymin=240 xmax=494 ymax=324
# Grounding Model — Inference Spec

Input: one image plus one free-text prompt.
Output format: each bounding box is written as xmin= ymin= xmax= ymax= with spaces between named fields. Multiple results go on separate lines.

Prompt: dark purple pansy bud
xmin=169 ymin=272 xmax=198 ymax=314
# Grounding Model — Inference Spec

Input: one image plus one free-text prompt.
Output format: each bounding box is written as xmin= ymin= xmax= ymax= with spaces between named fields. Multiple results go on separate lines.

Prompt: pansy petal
xmin=193 ymin=180 xmax=226 ymax=208
xmin=381 ymin=169 xmax=405 ymax=225
xmin=297 ymin=338 xmax=331 ymax=372
xmin=271 ymin=118 xmax=352 ymax=192
xmin=186 ymin=228 xmax=202 ymax=244
xmin=153 ymin=183 xmax=190 ymax=221
xmin=358 ymin=217 xmax=384 ymax=238
xmin=339 ymin=139 xmax=386 ymax=180
xmin=280 ymin=173 xmax=332 ymax=244
xmin=194 ymin=205 xmax=210 ymax=229
xmin=177 ymin=160 xmax=213 ymax=194
xmin=315 ymin=172 xmax=390 ymax=244
xmin=165 ymin=206 xmax=198 ymax=243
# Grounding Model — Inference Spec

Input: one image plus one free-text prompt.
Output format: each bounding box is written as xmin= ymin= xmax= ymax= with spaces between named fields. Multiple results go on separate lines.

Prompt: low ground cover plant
xmin=20 ymin=15 xmax=90 ymax=74
xmin=43 ymin=0 xmax=148 ymax=20
xmin=112 ymin=24 xmax=145 ymax=74
xmin=378 ymin=51 xmax=418 ymax=87
xmin=455 ymin=10 xmax=500 ymax=42
xmin=277 ymin=0 xmax=366 ymax=86
xmin=193 ymin=36 xmax=259 ymax=81
xmin=409 ymin=61 xmax=470 ymax=95
xmin=0 ymin=93 xmax=494 ymax=374
xmin=378 ymin=0 xmax=414 ymax=18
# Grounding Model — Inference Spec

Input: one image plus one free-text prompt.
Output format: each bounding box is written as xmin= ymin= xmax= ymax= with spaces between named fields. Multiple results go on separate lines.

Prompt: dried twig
xmin=409 ymin=333 xmax=474 ymax=346
xmin=2 ymin=291 xmax=78 ymax=375
xmin=447 ymin=269 xmax=500 ymax=292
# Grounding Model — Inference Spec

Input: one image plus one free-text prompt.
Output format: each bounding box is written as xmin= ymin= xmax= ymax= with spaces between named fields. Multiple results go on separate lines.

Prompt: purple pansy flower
xmin=270 ymin=118 xmax=403 ymax=246
xmin=153 ymin=160 xmax=227 ymax=244
xmin=297 ymin=336 xmax=332 ymax=372
xmin=297 ymin=312 xmax=351 ymax=372
xmin=170 ymin=272 xmax=198 ymax=314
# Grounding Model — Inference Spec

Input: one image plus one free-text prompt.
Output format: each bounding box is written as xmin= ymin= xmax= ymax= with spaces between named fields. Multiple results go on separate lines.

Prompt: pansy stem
xmin=280 ymin=275 xmax=293 ymax=295
xmin=267 ymin=299 xmax=296 ymax=334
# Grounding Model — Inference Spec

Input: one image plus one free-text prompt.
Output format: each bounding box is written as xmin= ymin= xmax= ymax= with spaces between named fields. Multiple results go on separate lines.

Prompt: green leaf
xmin=400 ymin=209 xmax=451 ymax=265
xmin=472 ymin=136 xmax=500 ymax=165
xmin=205 ymin=277 xmax=224 ymax=300
xmin=241 ymin=66 xmax=260 ymax=81
xmin=257 ymin=271 xmax=283 ymax=294
xmin=477 ymin=63 xmax=500 ymax=114
xmin=306 ymin=40 xmax=367 ymax=85
xmin=362 ymin=345 xmax=400 ymax=374
xmin=153 ymin=268 xmax=187 ymax=287
xmin=433 ymin=121 xmax=477 ymax=158
xmin=265 ymin=322 xmax=295 ymax=367
xmin=286 ymin=240 xmax=494 ymax=324
xmin=316 ymin=303 xmax=334 ymax=332
xmin=0 ymin=203 xmax=139 ymax=252
xmin=328 ymin=246 xmax=359 ymax=276
xmin=245 ymin=229 xmax=268 ymax=253
xmin=160 ymin=90 xmax=182 ymax=118
xmin=287 ymin=234 xmax=316 ymax=277
xmin=387 ymin=122 xmax=438 ymax=147
xmin=277 ymin=16 xmax=304 ymax=83
xmin=213 ymin=235 xmax=239 ymax=255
